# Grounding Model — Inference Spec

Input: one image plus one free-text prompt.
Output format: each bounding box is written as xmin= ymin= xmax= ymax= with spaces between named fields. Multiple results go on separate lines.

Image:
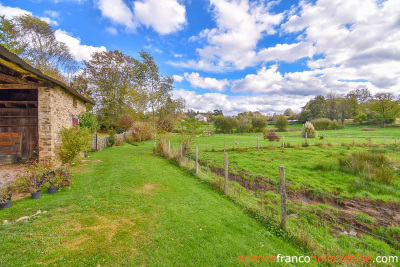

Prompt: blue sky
xmin=1 ymin=0 xmax=400 ymax=115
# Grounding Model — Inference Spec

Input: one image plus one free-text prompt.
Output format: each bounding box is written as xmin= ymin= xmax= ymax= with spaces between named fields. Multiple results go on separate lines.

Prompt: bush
xmin=361 ymin=127 xmax=378 ymax=131
xmin=252 ymin=117 xmax=267 ymax=132
xmin=214 ymin=116 xmax=238 ymax=133
xmin=130 ymin=121 xmax=153 ymax=142
xmin=79 ymin=112 xmax=100 ymax=134
xmin=264 ymin=132 xmax=280 ymax=142
xmin=302 ymin=121 xmax=318 ymax=138
xmin=313 ymin=118 xmax=332 ymax=130
xmin=108 ymin=129 xmax=117 ymax=146
xmin=329 ymin=120 xmax=343 ymax=130
xmin=57 ymin=127 xmax=92 ymax=164
xmin=274 ymin=115 xmax=289 ymax=132
xmin=237 ymin=117 xmax=253 ymax=133
xmin=338 ymin=151 xmax=396 ymax=184
xmin=116 ymin=114 xmax=135 ymax=132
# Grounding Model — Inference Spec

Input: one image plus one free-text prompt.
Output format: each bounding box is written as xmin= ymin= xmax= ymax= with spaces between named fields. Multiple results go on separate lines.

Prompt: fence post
xmin=384 ymin=136 xmax=385 ymax=144
xmin=95 ymin=132 xmax=98 ymax=151
xmin=395 ymin=137 xmax=397 ymax=145
xmin=257 ymin=136 xmax=259 ymax=150
xmin=338 ymin=136 xmax=340 ymax=146
xmin=168 ymin=140 xmax=171 ymax=153
xmin=224 ymin=136 xmax=226 ymax=152
xmin=369 ymin=136 xmax=372 ymax=146
xmin=322 ymin=136 xmax=325 ymax=145
xmin=305 ymin=132 xmax=308 ymax=144
xmin=180 ymin=143 xmax=183 ymax=158
xmin=282 ymin=136 xmax=285 ymax=148
xmin=279 ymin=166 xmax=287 ymax=229
xmin=195 ymin=146 xmax=198 ymax=174
xmin=224 ymin=152 xmax=228 ymax=195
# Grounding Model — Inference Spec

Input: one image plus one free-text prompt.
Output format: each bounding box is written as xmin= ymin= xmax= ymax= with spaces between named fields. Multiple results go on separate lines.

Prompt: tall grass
xmin=338 ymin=151 xmax=397 ymax=184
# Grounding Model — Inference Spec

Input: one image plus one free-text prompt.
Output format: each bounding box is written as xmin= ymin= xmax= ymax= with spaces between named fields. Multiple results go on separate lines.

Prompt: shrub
xmin=252 ymin=117 xmax=267 ymax=132
xmin=116 ymin=114 xmax=135 ymax=132
xmin=274 ymin=115 xmax=289 ymax=132
xmin=79 ymin=112 xmax=100 ymax=134
xmin=130 ymin=121 xmax=153 ymax=142
xmin=57 ymin=127 xmax=92 ymax=164
xmin=214 ymin=116 xmax=238 ymax=133
xmin=338 ymin=151 xmax=396 ymax=184
xmin=107 ymin=129 xmax=117 ymax=147
xmin=313 ymin=118 xmax=332 ymax=130
xmin=329 ymin=120 xmax=343 ymax=130
xmin=302 ymin=121 xmax=318 ymax=138
xmin=264 ymin=132 xmax=280 ymax=142
xmin=237 ymin=117 xmax=253 ymax=133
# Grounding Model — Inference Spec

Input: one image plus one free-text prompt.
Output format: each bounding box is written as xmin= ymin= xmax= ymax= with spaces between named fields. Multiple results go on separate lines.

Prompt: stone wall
xmin=91 ymin=131 xmax=132 ymax=151
xmin=38 ymin=86 xmax=86 ymax=166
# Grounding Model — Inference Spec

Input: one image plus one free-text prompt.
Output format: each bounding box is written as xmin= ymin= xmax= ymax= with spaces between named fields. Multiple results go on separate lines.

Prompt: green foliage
xmin=313 ymin=118 xmax=331 ymax=130
xmin=57 ymin=127 xmax=92 ymax=164
xmin=79 ymin=112 xmax=100 ymax=134
xmin=252 ymin=117 xmax=267 ymax=132
xmin=108 ymin=129 xmax=117 ymax=147
xmin=354 ymin=113 xmax=367 ymax=124
xmin=338 ymin=151 xmax=396 ymax=184
xmin=214 ymin=116 xmax=238 ymax=133
xmin=237 ymin=117 xmax=252 ymax=133
xmin=274 ymin=115 xmax=289 ymax=132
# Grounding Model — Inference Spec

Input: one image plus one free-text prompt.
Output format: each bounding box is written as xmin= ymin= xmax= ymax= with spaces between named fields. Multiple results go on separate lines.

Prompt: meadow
xmin=160 ymin=124 xmax=400 ymax=263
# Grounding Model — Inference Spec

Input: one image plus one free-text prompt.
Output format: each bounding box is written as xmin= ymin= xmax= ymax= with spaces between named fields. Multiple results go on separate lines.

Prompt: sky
xmin=1 ymin=0 xmax=400 ymax=115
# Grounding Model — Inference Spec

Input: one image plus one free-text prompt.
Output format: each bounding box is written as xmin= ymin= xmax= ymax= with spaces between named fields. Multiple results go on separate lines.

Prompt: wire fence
xmin=161 ymin=140 xmax=400 ymax=264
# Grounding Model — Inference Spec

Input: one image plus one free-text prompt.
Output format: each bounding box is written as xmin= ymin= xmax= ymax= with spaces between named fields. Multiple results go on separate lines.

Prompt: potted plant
xmin=46 ymin=170 xmax=64 ymax=194
xmin=20 ymin=162 xmax=49 ymax=199
xmin=0 ymin=184 xmax=12 ymax=209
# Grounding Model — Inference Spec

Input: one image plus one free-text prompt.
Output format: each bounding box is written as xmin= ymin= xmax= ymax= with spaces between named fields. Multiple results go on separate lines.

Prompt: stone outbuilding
xmin=0 ymin=45 xmax=94 ymax=166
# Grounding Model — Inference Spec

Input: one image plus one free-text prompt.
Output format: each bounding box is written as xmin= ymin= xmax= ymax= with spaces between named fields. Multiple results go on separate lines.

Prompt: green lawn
xmin=0 ymin=143 xmax=311 ymax=266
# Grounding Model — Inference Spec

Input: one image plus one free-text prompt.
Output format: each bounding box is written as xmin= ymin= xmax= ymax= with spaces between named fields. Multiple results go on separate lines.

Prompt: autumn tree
xmin=0 ymin=14 xmax=76 ymax=80
xmin=134 ymin=50 xmax=182 ymax=153
xmin=83 ymin=50 xmax=139 ymax=128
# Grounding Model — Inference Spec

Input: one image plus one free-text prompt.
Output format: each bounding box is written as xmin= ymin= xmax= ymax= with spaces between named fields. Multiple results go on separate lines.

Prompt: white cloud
xmin=44 ymin=10 xmax=60 ymax=18
xmin=173 ymin=89 xmax=310 ymax=115
xmin=172 ymin=75 xmax=184 ymax=82
xmin=55 ymin=30 xmax=107 ymax=61
xmin=0 ymin=3 xmax=31 ymax=19
xmin=39 ymin=16 xmax=58 ymax=26
xmin=106 ymin=27 xmax=118 ymax=35
xmin=96 ymin=0 xmax=136 ymax=29
xmin=133 ymin=0 xmax=186 ymax=35
xmin=184 ymin=72 xmax=229 ymax=92
xmin=174 ymin=0 xmax=284 ymax=71
xmin=95 ymin=0 xmax=186 ymax=35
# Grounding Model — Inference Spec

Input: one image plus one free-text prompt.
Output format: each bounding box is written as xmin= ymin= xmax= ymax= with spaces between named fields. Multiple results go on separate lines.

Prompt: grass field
xmin=159 ymin=124 xmax=400 ymax=262
xmin=0 ymin=143 xmax=312 ymax=266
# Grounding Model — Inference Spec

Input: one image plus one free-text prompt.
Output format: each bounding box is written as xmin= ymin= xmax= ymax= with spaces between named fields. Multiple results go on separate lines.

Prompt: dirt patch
xmin=80 ymin=159 xmax=102 ymax=163
xmin=135 ymin=184 xmax=160 ymax=195
xmin=0 ymin=164 xmax=26 ymax=186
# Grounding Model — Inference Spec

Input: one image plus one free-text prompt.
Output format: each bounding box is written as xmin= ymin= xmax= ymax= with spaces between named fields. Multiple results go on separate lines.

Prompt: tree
xmin=157 ymin=96 xmax=185 ymax=133
xmin=274 ymin=115 xmax=289 ymax=132
xmin=252 ymin=117 xmax=267 ymax=132
xmin=135 ymin=50 xmax=177 ymax=153
xmin=237 ymin=117 xmax=252 ymax=133
xmin=369 ymin=92 xmax=400 ymax=127
xmin=214 ymin=116 xmax=238 ymax=133
xmin=0 ymin=14 xmax=76 ymax=80
xmin=83 ymin=50 xmax=138 ymax=128
xmin=284 ymin=108 xmax=295 ymax=119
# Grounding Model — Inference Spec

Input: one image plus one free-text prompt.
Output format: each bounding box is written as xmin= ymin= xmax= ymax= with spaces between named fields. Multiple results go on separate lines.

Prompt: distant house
xmin=195 ymin=114 xmax=208 ymax=122
xmin=0 ymin=45 xmax=94 ymax=166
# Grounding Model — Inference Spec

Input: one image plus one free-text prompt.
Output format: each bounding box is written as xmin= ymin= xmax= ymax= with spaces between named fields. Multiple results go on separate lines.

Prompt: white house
xmin=195 ymin=114 xmax=208 ymax=122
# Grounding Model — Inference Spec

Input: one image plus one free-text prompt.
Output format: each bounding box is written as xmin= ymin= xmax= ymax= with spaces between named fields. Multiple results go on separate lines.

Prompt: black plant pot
xmin=31 ymin=190 xmax=42 ymax=199
xmin=47 ymin=187 xmax=58 ymax=194
xmin=0 ymin=199 xmax=11 ymax=209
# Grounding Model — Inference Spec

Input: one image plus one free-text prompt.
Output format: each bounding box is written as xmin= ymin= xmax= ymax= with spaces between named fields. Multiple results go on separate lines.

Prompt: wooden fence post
xmin=322 ymin=136 xmax=325 ymax=146
xmin=195 ymin=146 xmax=198 ymax=174
xmin=180 ymin=143 xmax=183 ymax=158
xmin=338 ymin=136 xmax=340 ymax=146
xmin=257 ymin=136 xmax=259 ymax=150
xmin=224 ymin=136 xmax=226 ymax=152
xmin=168 ymin=140 xmax=171 ymax=153
xmin=353 ymin=137 xmax=355 ymax=146
xmin=282 ymin=136 xmax=285 ymax=148
xmin=224 ymin=152 xmax=228 ymax=195
xmin=95 ymin=132 xmax=98 ymax=151
xmin=279 ymin=166 xmax=287 ymax=229
xmin=305 ymin=132 xmax=308 ymax=145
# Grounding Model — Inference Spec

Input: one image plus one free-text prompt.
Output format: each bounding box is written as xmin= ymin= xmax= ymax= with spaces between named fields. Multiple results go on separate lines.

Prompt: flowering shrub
xmin=302 ymin=121 xmax=318 ymax=138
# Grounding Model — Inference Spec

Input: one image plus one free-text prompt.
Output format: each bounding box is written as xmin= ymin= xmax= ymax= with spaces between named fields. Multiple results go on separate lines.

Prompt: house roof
xmin=0 ymin=45 xmax=94 ymax=105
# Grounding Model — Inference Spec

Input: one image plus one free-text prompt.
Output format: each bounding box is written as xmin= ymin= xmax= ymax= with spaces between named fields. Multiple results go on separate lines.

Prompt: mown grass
xmin=0 ymin=143 xmax=312 ymax=266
